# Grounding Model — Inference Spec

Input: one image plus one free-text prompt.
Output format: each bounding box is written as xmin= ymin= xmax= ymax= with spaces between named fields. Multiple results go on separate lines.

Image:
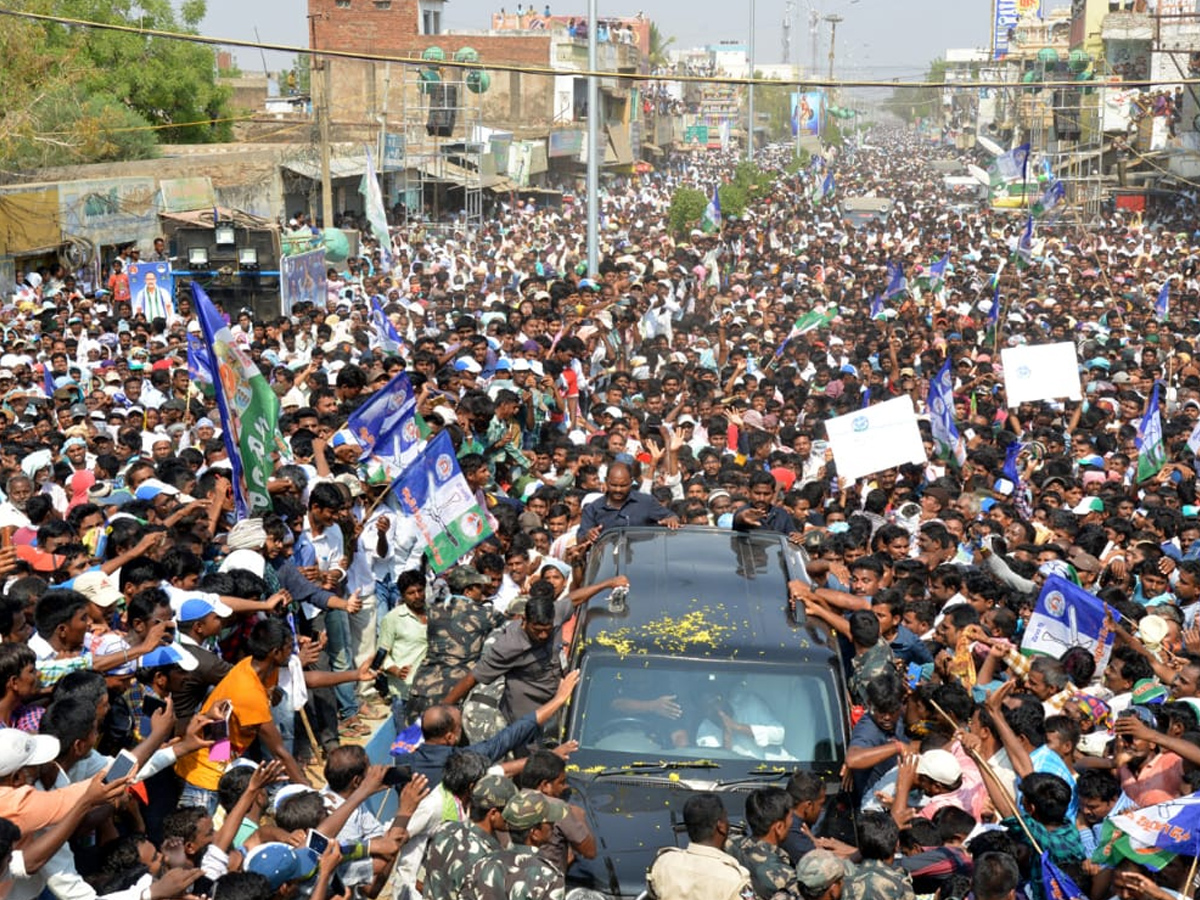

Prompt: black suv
xmin=559 ymin=526 xmax=852 ymax=898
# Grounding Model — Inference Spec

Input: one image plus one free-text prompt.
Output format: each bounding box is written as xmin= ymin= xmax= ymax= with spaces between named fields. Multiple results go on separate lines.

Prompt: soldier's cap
xmin=471 ymin=774 xmax=518 ymax=809
xmin=795 ymin=849 xmax=848 ymax=892
xmin=445 ymin=566 xmax=490 ymax=591
xmin=502 ymin=789 xmax=570 ymax=829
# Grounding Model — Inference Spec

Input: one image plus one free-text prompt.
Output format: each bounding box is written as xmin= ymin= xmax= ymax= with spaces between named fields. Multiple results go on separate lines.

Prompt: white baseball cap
xmin=74 ymin=570 xmax=124 ymax=608
xmin=0 ymin=729 xmax=59 ymax=776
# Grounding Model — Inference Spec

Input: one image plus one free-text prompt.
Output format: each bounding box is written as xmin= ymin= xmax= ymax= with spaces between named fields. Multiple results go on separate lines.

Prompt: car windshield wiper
xmin=592 ymin=760 xmax=721 ymax=778
xmin=714 ymin=768 xmax=791 ymax=788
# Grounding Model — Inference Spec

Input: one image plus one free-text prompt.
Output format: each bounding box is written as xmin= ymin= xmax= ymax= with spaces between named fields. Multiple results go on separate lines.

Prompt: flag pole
xmin=1186 ymin=849 xmax=1200 ymax=899
xmin=928 ymin=698 xmax=1043 ymax=854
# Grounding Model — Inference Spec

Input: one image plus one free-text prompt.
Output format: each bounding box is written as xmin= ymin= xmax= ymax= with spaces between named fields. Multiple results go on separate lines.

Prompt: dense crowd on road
xmin=4 ymin=125 xmax=1200 ymax=900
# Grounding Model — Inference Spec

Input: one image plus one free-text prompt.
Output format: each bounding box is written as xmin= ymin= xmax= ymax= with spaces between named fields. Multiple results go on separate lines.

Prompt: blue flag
xmin=1101 ymin=793 xmax=1200 ymax=868
xmin=821 ymin=172 xmax=835 ymax=202
xmin=884 ymin=260 xmax=907 ymax=299
xmin=1035 ymin=178 xmax=1066 ymax=219
xmin=1016 ymin=215 xmax=1034 ymax=268
xmin=1137 ymin=382 xmax=1166 ymax=482
xmin=42 ymin=364 xmax=54 ymax=398
xmin=927 ymin=360 xmax=965 ymax=467
xmin=1041 ymin=851 xmax=1086 ymax=900
xmin=869 ymin=294 xmax=884 ymax=320
xmin=369 ymin=296 xmax=405 ymax=355
xmin=928 ymin=253 xmax=948 ymax=286
xmin=1002 ymin=439 xmax=1024 ymax=484
xmin=1021 ymin=574 xmax=1116 ymax=668
xmin=186 ymin=333 xmax=215 ymax=387
xmin=1156 ymin=280 xmax=1171 ymax=323
xmin=344 ymin=370 xmax=422 ymax=472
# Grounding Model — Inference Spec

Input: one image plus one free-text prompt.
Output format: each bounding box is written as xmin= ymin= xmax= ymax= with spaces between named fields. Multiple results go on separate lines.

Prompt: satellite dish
xmin=977 ymin=135 xmax=1005 ymax=156
xmin=320 ymin=228 xmax=350 ymax=263
xmin=968 ymin=164 xmax=991 ymax=186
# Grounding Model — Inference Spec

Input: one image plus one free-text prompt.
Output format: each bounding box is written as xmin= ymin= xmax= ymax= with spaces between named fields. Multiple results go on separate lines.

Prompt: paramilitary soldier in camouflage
xmin=421 ymin=774 xmax=517 ymax=900
xmin=407 ymin=566 xmax=504 ymax=721
xmin=843 ymin=811 xmax=915 ymax=900
xmin=464 ymin=789 xmax=569 ymax=900
xmin=724 ymin=788 xmax=802 ymax=900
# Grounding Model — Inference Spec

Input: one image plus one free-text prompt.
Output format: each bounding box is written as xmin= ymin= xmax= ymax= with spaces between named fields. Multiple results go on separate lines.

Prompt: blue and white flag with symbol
xmin=392 ymin=429 xmax=494 ymax=573
xmin=1021 ymin=574 xmax=1116 ymax=669
xmin=1156 ymin=280 xmax=1171 ymax=323
xmin=928 ymin=360 xmax=965 ymax=467
xmin=369 ymin=296 xmax=405 ymax=356
xmin=884 ymin=260 xmax=907 ymax=299
xmin=344 ymin=370 xmax=422 ymax=473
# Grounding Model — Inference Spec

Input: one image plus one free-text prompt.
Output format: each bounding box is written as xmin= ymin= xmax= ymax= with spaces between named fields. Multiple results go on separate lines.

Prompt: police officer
xmin=647 ymin=793 xmax=754 ymax=900
xmin=464 ymin=789 xmax=569 ymax=899
xmin=422 ymin=774 xmax=516 ymax=900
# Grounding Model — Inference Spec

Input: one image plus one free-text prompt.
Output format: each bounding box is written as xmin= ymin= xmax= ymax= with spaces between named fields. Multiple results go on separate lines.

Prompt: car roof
xmin=577 ymin=526 xmax=837 ymax=662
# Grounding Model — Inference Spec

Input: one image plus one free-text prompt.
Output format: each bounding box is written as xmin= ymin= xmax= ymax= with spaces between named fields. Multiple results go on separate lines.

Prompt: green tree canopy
xmin=0 ymin=0 xmax=233 ymax=174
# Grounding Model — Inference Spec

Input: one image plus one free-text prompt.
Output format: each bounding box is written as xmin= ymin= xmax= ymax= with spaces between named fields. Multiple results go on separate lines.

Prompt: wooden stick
xmin=1186 ymin=850 xmax=1200 ymax=900
xmin=927 ymin=698 xmax=1043 ymax=854
xmin=299 ymin=707 xmax=326 ymax=764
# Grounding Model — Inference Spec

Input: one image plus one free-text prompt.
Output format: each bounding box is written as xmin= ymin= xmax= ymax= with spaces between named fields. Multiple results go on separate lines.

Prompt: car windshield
xmin=570 ymin=655 xmax=844 ymax=766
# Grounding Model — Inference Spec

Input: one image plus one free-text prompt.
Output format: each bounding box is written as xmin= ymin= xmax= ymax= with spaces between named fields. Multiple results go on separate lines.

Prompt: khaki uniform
xmin=648 ymin=843 xmax=756 ymax=900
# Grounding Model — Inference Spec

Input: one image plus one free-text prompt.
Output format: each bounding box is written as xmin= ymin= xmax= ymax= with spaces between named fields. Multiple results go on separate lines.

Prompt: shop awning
xmin=606 ymin=125 xmax=634 ymax=167
xmin=282 ymin=156 xmax=369 ymax=181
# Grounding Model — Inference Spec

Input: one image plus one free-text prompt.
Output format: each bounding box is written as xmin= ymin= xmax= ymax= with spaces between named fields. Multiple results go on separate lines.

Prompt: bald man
xmin=578 ymin=462 xmax=681 ymax=544
xmin=391 ymin=671 xmax=580 ymax=786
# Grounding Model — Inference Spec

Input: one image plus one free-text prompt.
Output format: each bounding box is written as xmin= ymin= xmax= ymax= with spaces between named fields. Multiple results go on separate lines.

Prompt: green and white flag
xmin=1136 ymin=383 xmax=1166 ymax=483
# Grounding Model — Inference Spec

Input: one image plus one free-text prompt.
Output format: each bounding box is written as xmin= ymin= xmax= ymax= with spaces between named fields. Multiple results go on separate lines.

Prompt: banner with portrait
xmin=281 ymin=248 xmax=327 ymax=314
xmin=127 ymin=261 xmax=174 ymax=320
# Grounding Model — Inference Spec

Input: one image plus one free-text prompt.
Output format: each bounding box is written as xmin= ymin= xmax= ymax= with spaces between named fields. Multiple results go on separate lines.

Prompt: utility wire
xmin=2 ymin=6 xmax=1198 ymax=91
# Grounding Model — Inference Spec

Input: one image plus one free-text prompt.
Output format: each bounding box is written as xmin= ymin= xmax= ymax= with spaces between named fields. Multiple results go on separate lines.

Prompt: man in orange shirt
xmin=176 ymin=618 xmax=308 ymax=812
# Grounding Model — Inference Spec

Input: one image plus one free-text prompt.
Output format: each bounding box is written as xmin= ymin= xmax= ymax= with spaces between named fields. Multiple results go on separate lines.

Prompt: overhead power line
xmin=2 ymin=6 xmax=1199 ymax=91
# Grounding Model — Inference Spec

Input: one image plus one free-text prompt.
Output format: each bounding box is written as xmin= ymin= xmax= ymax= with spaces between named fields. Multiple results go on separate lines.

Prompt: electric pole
xmin=825 ymin=14 xmax=842 ymax=85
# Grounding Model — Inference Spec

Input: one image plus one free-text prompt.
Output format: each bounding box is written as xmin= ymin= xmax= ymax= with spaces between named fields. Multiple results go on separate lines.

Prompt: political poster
xmin=127 ymin=261 xmax=174 ymax=321
xmin=792 ymin=91 xmax=824 ymax=137
xmin=824 ymin=395 xmax=926 ymax=482
xmin=281 ymin=248 xmax=327 ymax=314
xmin=1000 ymin=342 xmax=1082 ymax=406
xmin=392 ymin=430 xmax=494 ymax=573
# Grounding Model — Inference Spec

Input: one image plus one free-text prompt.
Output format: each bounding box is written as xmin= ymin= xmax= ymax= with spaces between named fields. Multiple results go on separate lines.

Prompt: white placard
xmin=825 ymin=395 xmax=927 ymax=482
xmin=1000 ymin=342 xmax=1082 ymax=406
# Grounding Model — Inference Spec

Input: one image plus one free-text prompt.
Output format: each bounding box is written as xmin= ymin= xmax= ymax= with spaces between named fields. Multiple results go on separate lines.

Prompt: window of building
xmin=419 ymin=0 xmax=444 ymax=35
xmin=335 ymin=0 xmax=351 ymax=7
xmin=374 ymin=0 xmax=390 ymax=7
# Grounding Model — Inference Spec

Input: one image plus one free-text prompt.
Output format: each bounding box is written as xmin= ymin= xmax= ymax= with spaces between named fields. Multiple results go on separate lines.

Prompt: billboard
xmin=791 ymin=91 xmax=825 ymax=137
xmin=127 ymin=261 xmax=175 ymax=321
xmin=281 ymin=248 xmax=327 ymax=315
xmin=58 ymin=177 xmax=158 ymax=248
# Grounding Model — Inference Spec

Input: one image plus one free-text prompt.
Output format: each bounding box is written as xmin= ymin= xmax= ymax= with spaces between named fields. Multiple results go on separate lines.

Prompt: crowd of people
xmin=3 ymin=124 xmax=1200 ymax=900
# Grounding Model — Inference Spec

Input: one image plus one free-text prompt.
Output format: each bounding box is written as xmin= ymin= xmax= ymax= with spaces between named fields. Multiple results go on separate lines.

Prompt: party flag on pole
xmin=360 ymin=146 xmax=393 ymax=273
xmin=191 ymin=282 xmax=284 ymax=517
xmin=701 ymin=185 xmax=722 ymax=234
xmin=928 ymin=360 xmax=966 ymax=468
xmin=1136 ymin=382 xmax=1166 ymax=483
xmin=1156 ymin=280 xmax=1171 ymax=323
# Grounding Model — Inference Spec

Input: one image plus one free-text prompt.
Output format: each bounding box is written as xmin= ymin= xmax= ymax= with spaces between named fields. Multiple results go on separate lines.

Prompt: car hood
xmin=565 ymin=774 xmax=751 ymax=897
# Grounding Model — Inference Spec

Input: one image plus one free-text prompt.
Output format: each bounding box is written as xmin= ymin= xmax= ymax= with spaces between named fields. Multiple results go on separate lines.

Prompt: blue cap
xmin=494 ymin=358 xmax=512 ymax=371
xmin=178 ymin=597 xmax=221 ymax=623
xmin=244 ymin=843 xmax=319 ymax=891
xmin=138 ymin=644 xmax=198 ymax=671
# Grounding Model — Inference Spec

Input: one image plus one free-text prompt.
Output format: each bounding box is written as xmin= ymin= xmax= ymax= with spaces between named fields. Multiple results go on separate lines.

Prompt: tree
xmin=649 ymin=22 xmax=675 ymax=69
xmin=884 ymin=57 xmax=946 ymax=125
xmin=0 ymin=0 xmax=233 ymax=173
xmin=668 ymin=187 xmax=708 ymax=237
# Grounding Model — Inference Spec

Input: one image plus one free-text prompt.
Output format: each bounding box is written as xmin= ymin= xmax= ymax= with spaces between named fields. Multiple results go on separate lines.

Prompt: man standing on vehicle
xmin=578 ymin=462 xmax=680 ymax=544
xmin=647 ymin=793 xmax=754 ymax=900
xmin=731 ymin=470 xmax=802 ymax=543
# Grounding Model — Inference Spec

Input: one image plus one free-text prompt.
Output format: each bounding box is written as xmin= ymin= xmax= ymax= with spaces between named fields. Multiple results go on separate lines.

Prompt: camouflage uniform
xmin=842 ymin=859 xmax=915 ymax=900
xmin=407 ymin=594 xmax=503 ymax=721
xmin=421 ymin=819 xmax=501 ymax=900
xmin=848 ymin=640 xmax=896 ymax=707
xmin=462 ymin=847 xmax=564 ymax=900
xmin=461 ymin=628 xmax=508 ymax=743
xmin=725 ymin=835 xmax=799 ymax=900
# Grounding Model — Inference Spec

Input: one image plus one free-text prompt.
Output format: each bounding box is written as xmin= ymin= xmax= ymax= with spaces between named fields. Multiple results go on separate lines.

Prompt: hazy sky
xmin=203 ymin=0 xmax=994 ymax=79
